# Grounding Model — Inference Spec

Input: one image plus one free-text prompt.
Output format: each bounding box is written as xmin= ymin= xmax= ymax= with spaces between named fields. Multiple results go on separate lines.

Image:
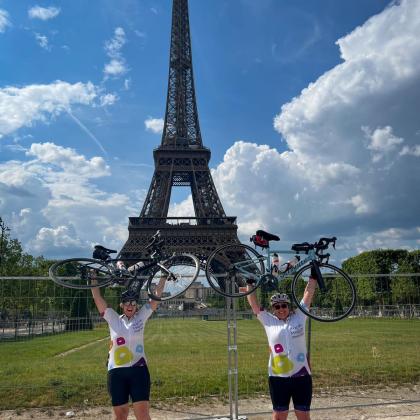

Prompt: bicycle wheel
xmin=49 ymin=258 xmax=114 ymax=289
xmin=205 ymin=243 xmax=265 ymax=298
xmin=291 ymin=263 xmax=356 ymax=322
xmin=147 ymin=253 xmax=200 ymax=301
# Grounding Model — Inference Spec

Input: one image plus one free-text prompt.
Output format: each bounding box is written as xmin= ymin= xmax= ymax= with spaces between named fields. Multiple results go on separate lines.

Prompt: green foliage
xmin=342 ymin=249 xmax=420 ymax=305
xmin=0 ymin=219 xmax=55 ymax=277
xmin=65 ymin=291 xmax=93 ymax=331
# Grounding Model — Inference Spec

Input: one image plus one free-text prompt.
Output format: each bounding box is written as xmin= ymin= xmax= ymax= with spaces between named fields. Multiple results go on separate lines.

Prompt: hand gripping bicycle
xmin=205 ymin=230 xmax=356 ymax=322
xmin=49 ymin=230 xmax=200 ymax=301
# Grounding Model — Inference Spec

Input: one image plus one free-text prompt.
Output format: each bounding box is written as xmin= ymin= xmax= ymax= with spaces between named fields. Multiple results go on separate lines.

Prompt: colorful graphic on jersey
xmin=272 ymin=354 xmax=294 ymax=375
xmin=116 ymin=337 xmax=126 ymax=346
xmin=274 ymin=343 xmax=284 ymax=353
xmin=114 ymin=346 xmax=133 ymax=366
xmin=296 ymin=352 xmax=305 ymax=362
xmin=136 ymin=344 xmax=144 ymax=353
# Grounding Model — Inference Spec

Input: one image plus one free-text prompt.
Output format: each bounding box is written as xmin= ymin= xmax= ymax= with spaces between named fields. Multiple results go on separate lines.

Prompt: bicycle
xmin=49 ymin=230 xmax=200 ymax=301
xmin=205 ymin=230 xmax=356 ymax=322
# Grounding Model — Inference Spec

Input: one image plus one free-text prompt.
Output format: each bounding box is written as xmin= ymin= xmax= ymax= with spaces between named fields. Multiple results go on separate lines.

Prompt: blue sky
xmin=0 ymin=0 xmax=419 ymax=264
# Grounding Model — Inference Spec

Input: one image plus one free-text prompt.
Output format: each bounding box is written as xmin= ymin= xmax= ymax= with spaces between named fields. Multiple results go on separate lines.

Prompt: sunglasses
xmin=273 ymin=303 xmax=289 ymax=310
xmin=122 ymin=300 xmax=137 ymax=306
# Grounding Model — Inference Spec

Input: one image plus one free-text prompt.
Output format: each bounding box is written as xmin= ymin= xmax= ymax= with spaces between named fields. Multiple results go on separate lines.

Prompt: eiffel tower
xmin=120 ymin=0 xmax=239 ymax=263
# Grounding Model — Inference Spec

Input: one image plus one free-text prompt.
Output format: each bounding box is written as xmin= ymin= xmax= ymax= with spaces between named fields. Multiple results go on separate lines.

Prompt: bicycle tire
xmin=205 ymin=243 xmax=265 ymax=298
xmin=49 ymin=258 xmax=114 ymax=289
xmin=291 ymin=263 xmax=356 ymax=322
xmin=147 ymin=253 xmax=200 ymax=301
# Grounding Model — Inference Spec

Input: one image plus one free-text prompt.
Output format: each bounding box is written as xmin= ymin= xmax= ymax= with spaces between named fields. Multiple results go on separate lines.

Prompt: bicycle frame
xmin=105 ymin=255 xmax=178 ymax=293
xmin=263 ymin=246 xmax=316 ymax=281
xmin=234 ymin=245 xmax=317 ymax=287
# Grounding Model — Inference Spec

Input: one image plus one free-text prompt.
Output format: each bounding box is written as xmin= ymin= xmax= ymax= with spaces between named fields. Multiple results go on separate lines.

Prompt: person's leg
xmin=108 ymin=369 xmax=130 ymax=420
xmin=132 ymin=401 xmax=151 ymax=420
xmin=291 ymin=375 xmax=312 ymax=420
xmin=269 ymin=376 xmax=291 ymax=420
xmin=273 ymin=410 xmax=289 ymax=420
xmin=130 ymin=366 xmax=151 ymax=420
xmin=294 ymin=409 xmax=310 ymax=420
xmin=112 ymin=404 xmax=130 ymax=420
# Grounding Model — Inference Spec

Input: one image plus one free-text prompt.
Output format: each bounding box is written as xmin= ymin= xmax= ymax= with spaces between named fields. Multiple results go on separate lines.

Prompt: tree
xmin=65 ymin=290 xmax=93 ymax=331
xmin=342 ymin=249 xmax=419 ymax=305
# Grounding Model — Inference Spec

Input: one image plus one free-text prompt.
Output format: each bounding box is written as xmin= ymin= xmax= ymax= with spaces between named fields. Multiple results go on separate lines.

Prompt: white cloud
xmin=210 ymin=0 xmax=420 ymax=259
xmin=104 ymin=59 xmax=127 ymax=77
xmin=28 ymin=6 xmax=60 ymax=20
xmin=99 ymin=93 xmax=118 ymax=107
xmin=0 ymin=81 xmax=97 ymax=137
xmin=103 ymin=27 xmax=128 ymax=78
xmin=0 ymin=142 xmax=136 ymax=258
xmin=363 ymin=125 xmax=404 ymax=162
xmin=35 ymin=33 xmax=50 ymax=50
xmin=144 ymin=117 xmax=164 ymax=134
xmin=0 ymin=9 xmax=11 ymax=33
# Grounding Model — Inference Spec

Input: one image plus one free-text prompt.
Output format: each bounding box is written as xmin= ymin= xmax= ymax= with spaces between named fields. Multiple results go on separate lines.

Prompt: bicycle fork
xmin=310 ymin=261 xmax=327 ymax=293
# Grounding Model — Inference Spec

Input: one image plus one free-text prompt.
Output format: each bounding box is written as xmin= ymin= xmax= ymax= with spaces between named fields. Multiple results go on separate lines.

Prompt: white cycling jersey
xmin=103 ymin=304 xmax=153 ymax=371
xmin=257 ymin=302 xmax=311 ymax=378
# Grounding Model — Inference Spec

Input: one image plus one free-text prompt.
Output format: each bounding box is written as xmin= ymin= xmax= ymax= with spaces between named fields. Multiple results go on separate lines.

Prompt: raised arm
xmin=302 ymin=277 xmax=317 ymax=309
xmin=246 ymin=285 xmax=261 ymax=315
xmin=149 ymin=275 xmax=167 ymax=311
xmin=91 ymin=285 xmax=108 ymax=315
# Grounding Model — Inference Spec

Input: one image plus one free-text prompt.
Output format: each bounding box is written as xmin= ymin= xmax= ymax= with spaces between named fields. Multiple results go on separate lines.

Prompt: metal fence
xmin=0 ymin=273 xmax=419 ymax=341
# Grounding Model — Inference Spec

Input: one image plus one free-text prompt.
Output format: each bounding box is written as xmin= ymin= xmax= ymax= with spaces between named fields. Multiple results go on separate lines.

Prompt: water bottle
xmin=128 ymin=261 xmax=144 ymax=272
xmin=271 ymin=253 xmax=280 ymax=275
xmin=278 ymin=256 xmax=300 ymax=273
xmin=286 ymin=256 xmax=300 ymax=270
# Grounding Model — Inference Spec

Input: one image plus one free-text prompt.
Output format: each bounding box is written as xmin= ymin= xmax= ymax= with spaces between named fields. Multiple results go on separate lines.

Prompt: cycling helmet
xmin=270 ymin=293 xmax=290 ymax=305
xmin=121 ymin=290 xmax=139 ymax=303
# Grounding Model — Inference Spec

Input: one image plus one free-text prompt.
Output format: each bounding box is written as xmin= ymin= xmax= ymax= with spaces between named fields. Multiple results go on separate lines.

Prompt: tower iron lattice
xmin=120 ymin=0 xmax=239 ymax=263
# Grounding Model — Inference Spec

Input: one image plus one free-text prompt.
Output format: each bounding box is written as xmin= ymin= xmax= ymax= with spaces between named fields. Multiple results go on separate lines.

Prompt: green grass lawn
xmin=0 ymin=317 xmax=419 ymax=409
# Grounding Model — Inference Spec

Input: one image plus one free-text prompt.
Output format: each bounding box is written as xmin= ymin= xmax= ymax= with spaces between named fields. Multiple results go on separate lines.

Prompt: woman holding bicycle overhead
xmin=91 ymin=275 xmax=166 ymax=420
xmin=247 ymin=276 xmax=317 ymax=420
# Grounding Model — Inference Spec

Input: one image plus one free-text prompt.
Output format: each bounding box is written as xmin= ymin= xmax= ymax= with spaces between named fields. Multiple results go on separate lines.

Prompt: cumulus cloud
xmin=0 ymin=81 xmax=97 ymax=137
xmin=0 ymin=9 xmax=11 ymax=33
xmin=144 ymin=117 xmax=164 ymax=134
xmin=0 ymin=142 xmax=135 ymax=258
xmin=103 ymin=27 xmax=128 ymax=78
xmin=28 ymin=6 xmax=60 ymax=20
xmin=210 ymin=0 xmax=420 ymax=259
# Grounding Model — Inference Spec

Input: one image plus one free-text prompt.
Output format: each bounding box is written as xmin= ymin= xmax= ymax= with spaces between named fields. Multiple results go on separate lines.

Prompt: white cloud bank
xmin=210 ymin=0 xmax=420 ymax=257
xmin=28 ymin=6 xmax=60 ymax=20
xmin=0 ymin=81 xmax=96 ymax=137
xmin=0 ymin=142 xmax=135 ymax=257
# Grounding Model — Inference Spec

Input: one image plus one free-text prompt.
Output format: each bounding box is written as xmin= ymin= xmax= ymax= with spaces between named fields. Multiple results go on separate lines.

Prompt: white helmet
xmin=270 ymin=293 xmax=290 ymax=305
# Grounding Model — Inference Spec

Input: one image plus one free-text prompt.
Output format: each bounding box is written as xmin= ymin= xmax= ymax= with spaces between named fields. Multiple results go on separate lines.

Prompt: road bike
xmin=205 ymin=230 xmax=356 ymax=322
xmin=49 ymin=231 xmax=200 ymax=301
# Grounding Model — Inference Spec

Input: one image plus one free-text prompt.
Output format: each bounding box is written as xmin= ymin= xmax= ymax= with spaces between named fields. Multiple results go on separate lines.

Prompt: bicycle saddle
xmin=256 ymin=230 xmax=280 ymax=242
xmin=93 ymin=245 xmax=117 ymax=254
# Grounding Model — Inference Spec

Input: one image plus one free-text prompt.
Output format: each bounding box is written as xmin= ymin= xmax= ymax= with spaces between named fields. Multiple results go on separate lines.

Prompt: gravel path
xmin=1 ymin=385 xmax=419 ymax=419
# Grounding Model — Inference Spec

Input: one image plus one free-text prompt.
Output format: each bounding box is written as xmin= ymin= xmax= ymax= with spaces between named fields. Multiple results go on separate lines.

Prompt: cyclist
xmin=246 ymin=275 xmax=317 ymax=420
xmin=91 ymin=275 xmax=166 ymax=420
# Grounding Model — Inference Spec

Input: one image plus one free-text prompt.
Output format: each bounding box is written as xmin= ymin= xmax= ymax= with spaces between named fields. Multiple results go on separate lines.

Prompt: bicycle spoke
xmin=292 ymin=263 xmax=356 ymax=322
xmin=50 ymin=259 xmax=113 ymax=289
xmin=205 ymin=244 xmax=264 ymax=297
xmin=147 ymin=254 xmax=199 ymax=301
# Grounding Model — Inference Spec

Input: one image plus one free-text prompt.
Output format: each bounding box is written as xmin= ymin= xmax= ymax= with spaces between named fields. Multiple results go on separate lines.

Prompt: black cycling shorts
xmin=268 ymin=374 xmax=312 ymax=412
xmin=107 ymin=365 xmax=151 ymax=407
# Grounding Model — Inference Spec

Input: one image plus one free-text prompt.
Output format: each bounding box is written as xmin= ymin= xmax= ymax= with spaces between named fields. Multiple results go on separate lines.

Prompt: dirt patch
xmin=1 ymin=385 xmax=419 ymax=419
